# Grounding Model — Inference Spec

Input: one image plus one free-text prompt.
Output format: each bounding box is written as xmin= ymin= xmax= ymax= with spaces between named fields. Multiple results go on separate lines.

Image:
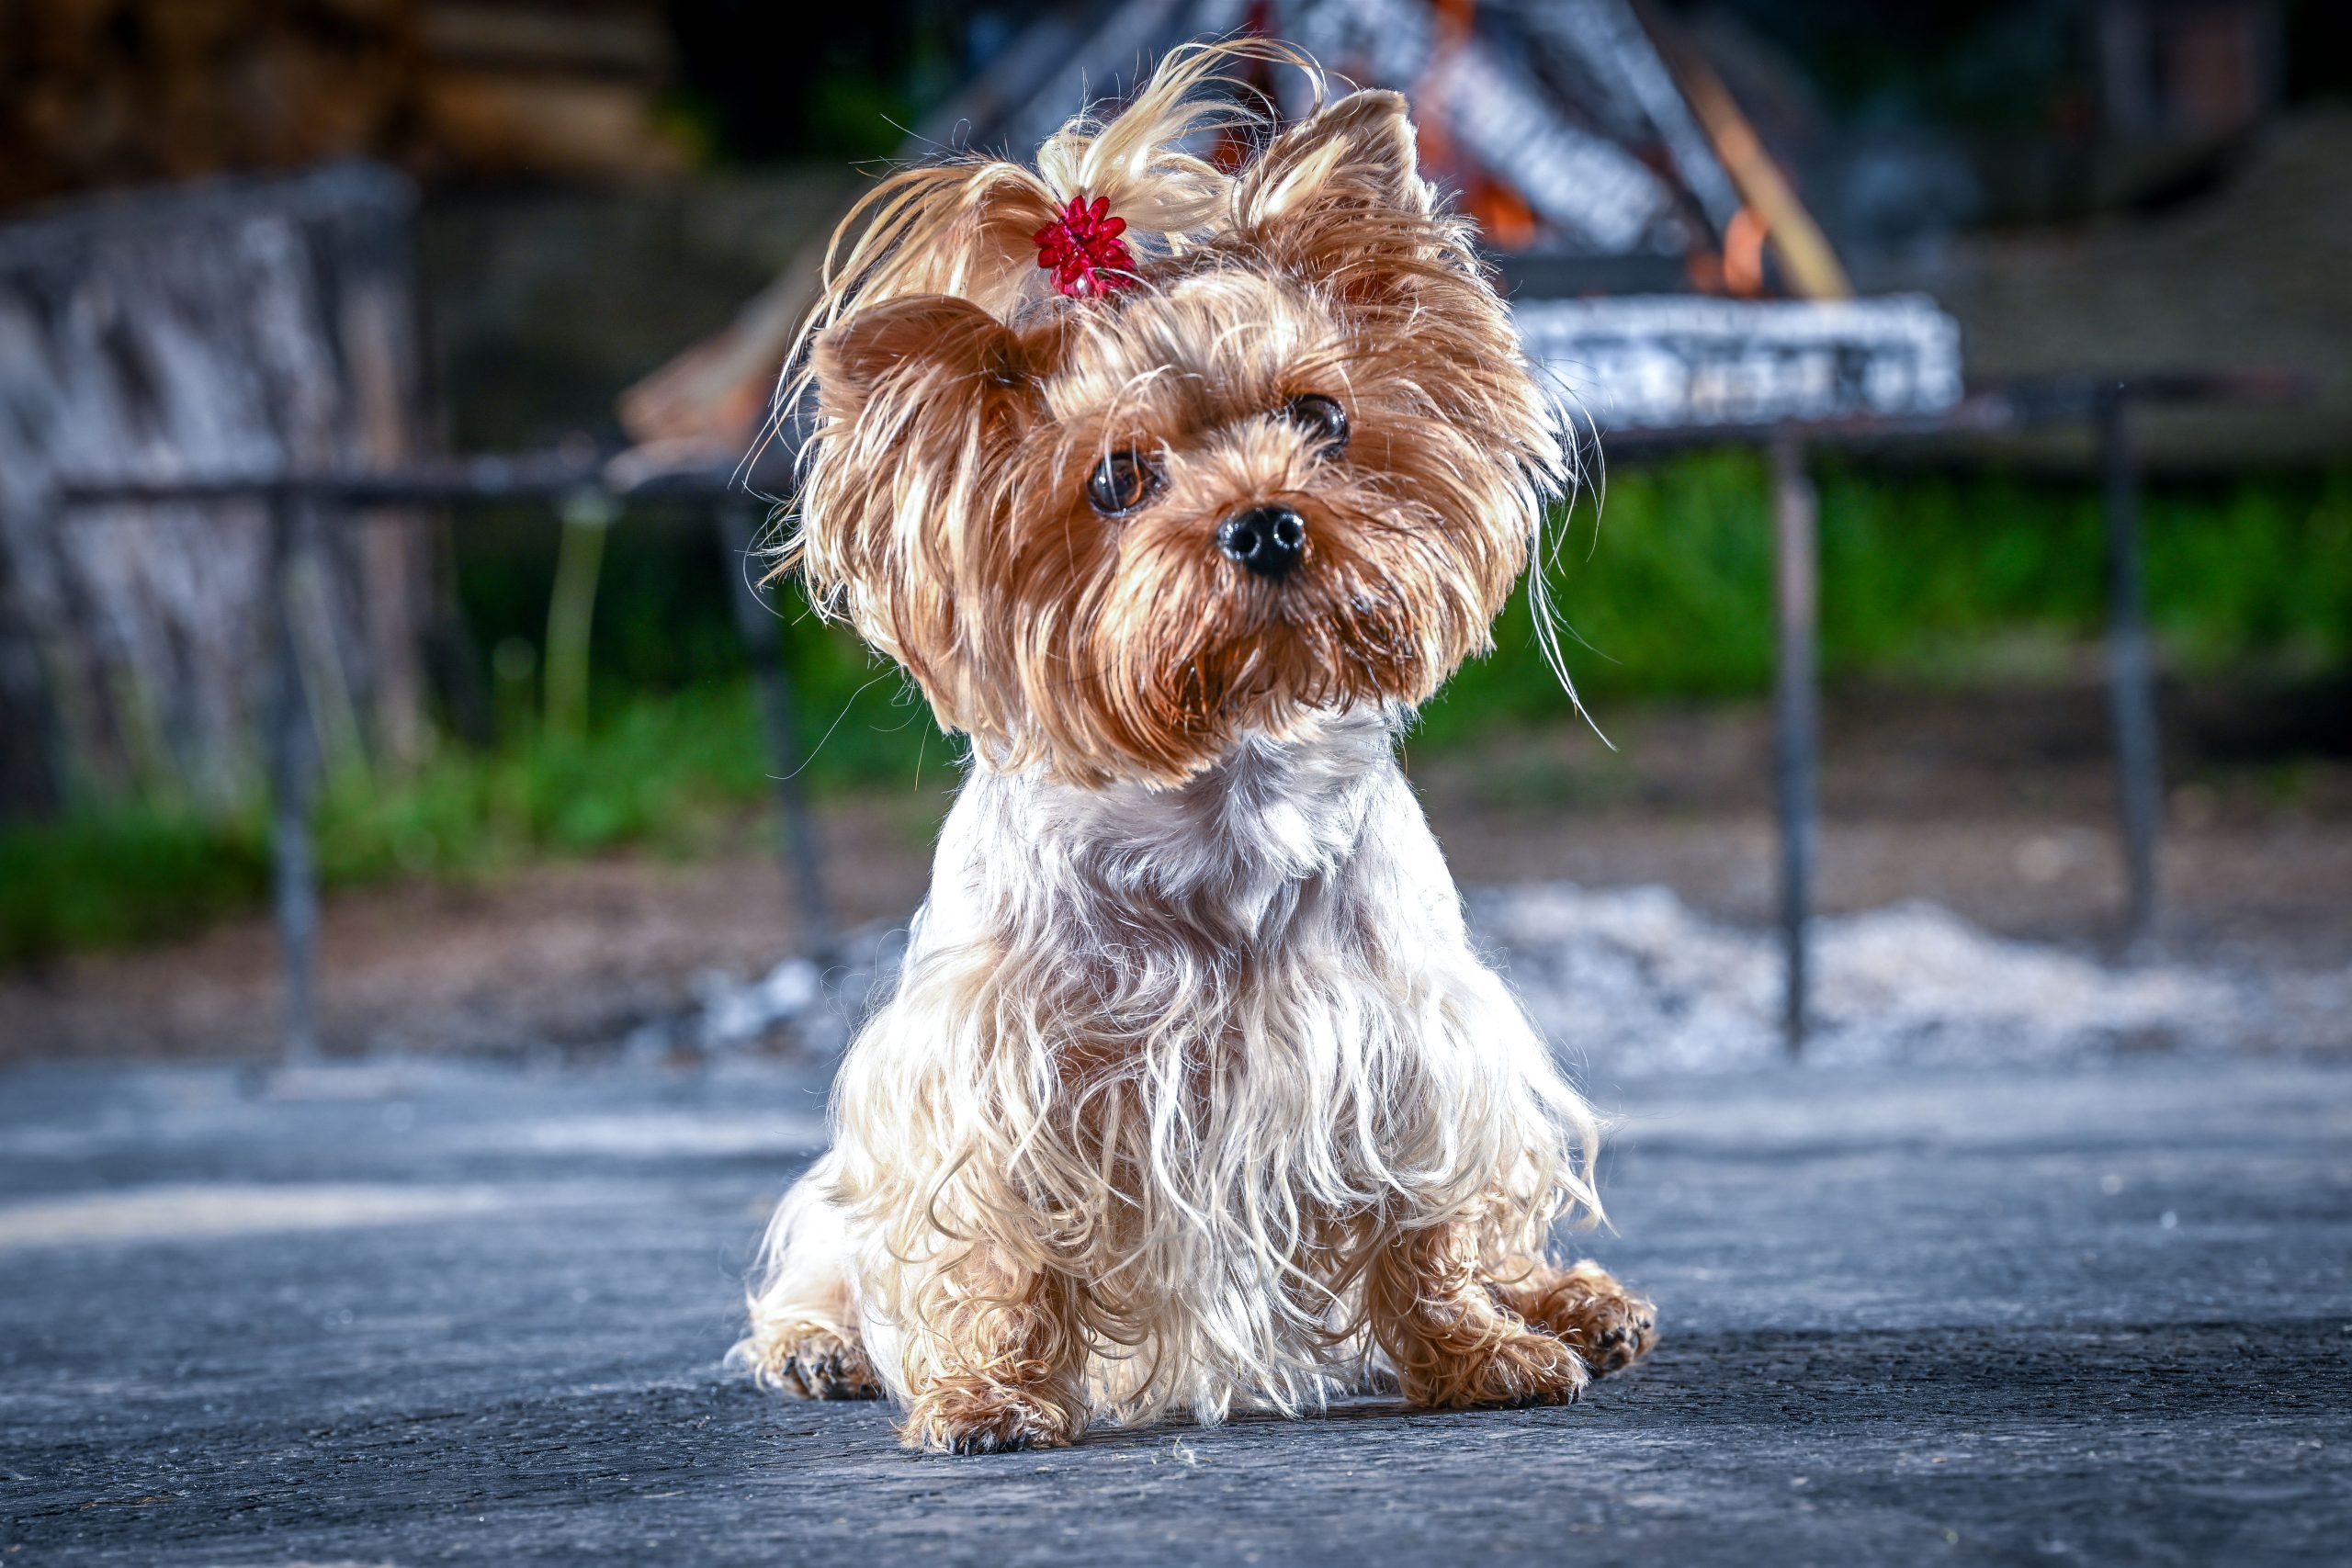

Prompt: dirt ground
xmin=3 ymin=681 xmax=2345 ymax=1063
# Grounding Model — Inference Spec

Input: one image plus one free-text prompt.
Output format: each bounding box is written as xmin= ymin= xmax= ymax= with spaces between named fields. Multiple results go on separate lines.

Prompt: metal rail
xmin=1735 ymin=370 xmax=2301 ymax=1054
xmin=50 ymin=371 xmax=2303 ymax=1057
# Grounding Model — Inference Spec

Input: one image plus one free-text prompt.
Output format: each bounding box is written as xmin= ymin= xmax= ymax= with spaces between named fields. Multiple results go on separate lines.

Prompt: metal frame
xmin=57 ymin=457 xmax=827 ymax=1055
xmin=263 ymin=495 xmax=322 ymax=1059
xmin=51 ymin=371 xmax=2298 ymax=1058
xmin=1656 ymin=370 xmax=2296 ymax=1055
xmin=1770 ymin=432 xmax=1819 ymax=1054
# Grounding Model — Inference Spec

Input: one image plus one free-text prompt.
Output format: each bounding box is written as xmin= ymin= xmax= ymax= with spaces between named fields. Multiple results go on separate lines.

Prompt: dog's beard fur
xmin=741 ymin=42 xmax=1646 ymax=1449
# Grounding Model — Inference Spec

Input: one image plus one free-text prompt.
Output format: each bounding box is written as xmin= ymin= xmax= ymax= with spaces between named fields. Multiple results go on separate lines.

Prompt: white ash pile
xmin=671 ymin=885 xmax=2345 ymax=1070
xmin=1474 ymin=884 xmax=2345 ymax=1072
xmin=629 ymin=921 xmax=909 ymax=1061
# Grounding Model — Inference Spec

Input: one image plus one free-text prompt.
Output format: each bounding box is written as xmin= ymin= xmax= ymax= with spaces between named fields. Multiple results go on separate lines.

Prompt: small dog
xmin=741 ymin=40 xmax=1654 ymax=1453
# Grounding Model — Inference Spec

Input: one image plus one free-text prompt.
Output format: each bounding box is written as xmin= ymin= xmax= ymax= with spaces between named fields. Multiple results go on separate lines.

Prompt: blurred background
xmin=1 ymin=0 xmax=2346 ymax=1066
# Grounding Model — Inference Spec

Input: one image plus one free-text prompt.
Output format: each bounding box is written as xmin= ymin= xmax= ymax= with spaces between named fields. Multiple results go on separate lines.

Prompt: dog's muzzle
xmin=1217 ymin=505 xmax=1306 ymax=581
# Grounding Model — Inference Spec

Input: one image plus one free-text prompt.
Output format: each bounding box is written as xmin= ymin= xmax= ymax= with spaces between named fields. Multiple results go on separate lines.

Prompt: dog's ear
xmin=1235 ymin=91 xmax=1434 ymax=266
xmin=1238 ymin=90 xmax=1429 ymax=226
xmin=797 ymin=293 xmax=1047 ymax=729
xmin=812 ymin=294 xmax=1037 ymax=427
xmin=1236 ymin=87 xmax=1515 ymax=360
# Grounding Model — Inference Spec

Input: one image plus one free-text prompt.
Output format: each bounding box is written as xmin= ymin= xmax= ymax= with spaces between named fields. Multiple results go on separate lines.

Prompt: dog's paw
xmin=901 ymin=1380 xmax=1082 ymax=1456
xmin=754 ymin=1325 xmax=883 ymax=1401
xmin=1406 ymin=1326 xmax=1591 ymax=1410
xmin=942 ymin=1415 xmax=1054 ymax=1456
xmin=1577 ymin=1300 xmax=1658 ymax=1375
xmin=1498 ymin=1259 xmax=1659 ymax=1378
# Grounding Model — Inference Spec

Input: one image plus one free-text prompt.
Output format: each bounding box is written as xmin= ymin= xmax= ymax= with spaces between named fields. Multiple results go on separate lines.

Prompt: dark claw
xmin=1499 ymin=1383 xmax=1580 ymax=1409
xmin=786 ymin=1349 xmax=881 ymax=1401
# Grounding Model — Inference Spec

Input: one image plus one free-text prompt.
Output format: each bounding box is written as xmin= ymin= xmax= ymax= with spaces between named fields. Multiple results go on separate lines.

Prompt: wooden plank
xmin=423 ymin=3 xmax=672 ymax=79
xmin=0 ymin=164 xmax=434 ymax=812
xmin=1667 ymin=36 xmax=1854 ymax=299
xmin=420 ymin=71 xmax=689 ymax=176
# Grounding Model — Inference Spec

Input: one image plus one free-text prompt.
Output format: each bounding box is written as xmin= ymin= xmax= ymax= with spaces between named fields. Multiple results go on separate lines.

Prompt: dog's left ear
xmin=1235 ymin=86 xmax=1529 ymax=407
xmin=1234 ymin=90 xmax=1442 ymax=288
xmin=1238 ymin=90 xmax=1429 ymax=228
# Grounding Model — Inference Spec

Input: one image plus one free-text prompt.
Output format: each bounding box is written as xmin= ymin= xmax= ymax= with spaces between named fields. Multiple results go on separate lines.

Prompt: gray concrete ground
xmin=3 ymin=1053 xmax=2347 ymax=1565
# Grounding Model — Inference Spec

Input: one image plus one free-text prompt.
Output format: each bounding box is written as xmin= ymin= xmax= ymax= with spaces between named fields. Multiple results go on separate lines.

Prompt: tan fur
xmin=771 ymin=41 xmax=1561 ymax=785
xmin=740 ymin=41 xmax=1653 ymax=1454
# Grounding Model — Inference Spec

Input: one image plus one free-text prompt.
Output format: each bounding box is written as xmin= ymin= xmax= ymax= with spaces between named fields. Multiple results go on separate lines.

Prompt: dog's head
xmin=779 ymin=42 xmax=1568 ymax=785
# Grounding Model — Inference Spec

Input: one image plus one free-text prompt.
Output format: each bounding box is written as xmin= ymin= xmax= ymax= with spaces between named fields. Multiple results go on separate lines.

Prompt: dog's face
xmin=792 ymin=84 xmax=1562 ymax=785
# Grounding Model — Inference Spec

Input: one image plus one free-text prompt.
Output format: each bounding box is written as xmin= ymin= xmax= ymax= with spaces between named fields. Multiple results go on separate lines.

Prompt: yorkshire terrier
xmin=739 ymin=40 xmax=1655 ymax=1453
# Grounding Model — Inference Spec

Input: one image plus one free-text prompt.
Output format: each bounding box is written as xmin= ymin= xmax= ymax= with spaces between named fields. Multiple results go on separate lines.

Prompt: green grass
xmin=6 ymin=455 xmax=2349 ymax=965
xmin=0 ymin=808 xmax=270 ymax=962
xmin=314 ymin=682 xmax=783 ymax=882
xmin=0 ymin=684 xmax=790 ymax=966
xmin=1421 ymin=452 xmax=2352 ymax=740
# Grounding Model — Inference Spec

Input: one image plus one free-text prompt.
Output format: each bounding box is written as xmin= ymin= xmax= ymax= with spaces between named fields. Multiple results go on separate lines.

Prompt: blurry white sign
xmin=1515 ymin=294 xmax=1963 ymax=430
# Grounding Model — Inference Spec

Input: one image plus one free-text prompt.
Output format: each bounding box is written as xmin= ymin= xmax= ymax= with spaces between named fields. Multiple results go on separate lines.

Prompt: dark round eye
xmin=1087 ymin=449 xmax=1160 ymax=516
xmin=1282 ymin=393 xmax=1349 ymax=455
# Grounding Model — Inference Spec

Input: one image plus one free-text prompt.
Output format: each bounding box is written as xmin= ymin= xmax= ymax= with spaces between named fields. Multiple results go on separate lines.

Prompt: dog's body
xmin=741 ymin=41 xmax=1653 ymax=1452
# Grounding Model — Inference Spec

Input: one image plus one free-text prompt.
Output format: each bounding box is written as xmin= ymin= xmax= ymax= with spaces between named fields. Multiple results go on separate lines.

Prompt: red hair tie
xmin=1034 ymin=196 xmax=1136 ymax=299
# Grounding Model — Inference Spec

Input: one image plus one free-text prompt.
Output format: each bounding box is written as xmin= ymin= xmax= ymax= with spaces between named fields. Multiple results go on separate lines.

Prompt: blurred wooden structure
xmin=617 ymin=0 xmax=1964 ymax=1059
xmin=0 ymin=164 xmax=435 ymax=816
xmin=0 ymin=0 xmax=687 ymax=213
xmin=624 ymin=1 xmax=2312 ymax=1053
xmin=8 ymin=155 xmax=833 ymax=1056
xmin=17 ymin=4 xmax=2301 ymax=1060
xmin=621 ymin=0 xmax=1922 ymax=451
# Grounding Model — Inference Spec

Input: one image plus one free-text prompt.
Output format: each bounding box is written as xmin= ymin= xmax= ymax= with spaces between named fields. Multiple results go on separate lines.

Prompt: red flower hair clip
xmin=1034 ymin=195 xmax=1136 ymax=299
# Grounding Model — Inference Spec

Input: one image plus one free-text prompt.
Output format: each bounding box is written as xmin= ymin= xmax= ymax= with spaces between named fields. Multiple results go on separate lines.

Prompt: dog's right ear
xmin=797 ymin=292 xmax=1049 ymax=731
xmin=812 ymin=294 xmax=1038 ymax=427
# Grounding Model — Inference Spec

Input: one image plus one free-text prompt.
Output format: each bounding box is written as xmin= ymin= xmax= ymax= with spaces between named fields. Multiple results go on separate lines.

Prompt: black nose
xmin=1216 ymin=505 xmax=1306 ymax=581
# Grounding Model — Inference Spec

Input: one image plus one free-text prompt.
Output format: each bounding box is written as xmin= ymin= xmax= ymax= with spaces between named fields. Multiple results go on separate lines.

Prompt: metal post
xmin=2098 ymin=386 xmax=2163 ymax=949
xmin=1771 ymin=432 xmax=1819 ymax=1057
xmin=266 ymin=497 xmax=321 ymax=1059
xmin=719 ymin=501 xmax=834 ymax=963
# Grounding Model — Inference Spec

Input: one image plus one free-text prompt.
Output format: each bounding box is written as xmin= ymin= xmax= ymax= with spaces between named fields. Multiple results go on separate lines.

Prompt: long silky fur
xmin=745 ymin=711 xmax=1602 ymax=1427
xmin=739 ymin=40 xmax=1607 ymax=1438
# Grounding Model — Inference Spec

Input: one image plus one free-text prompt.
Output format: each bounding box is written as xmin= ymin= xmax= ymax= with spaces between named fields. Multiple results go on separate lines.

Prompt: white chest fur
xmin=752 ymin=711 xmax=1599 ymax=1425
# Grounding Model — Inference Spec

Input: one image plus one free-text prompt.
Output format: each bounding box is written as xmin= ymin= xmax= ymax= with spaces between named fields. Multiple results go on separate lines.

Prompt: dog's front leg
xmin=895 ymin=1258 xmax=1089 ymax=1454
xmin=1366 ymin=1221 xmax=1591 ymax=1409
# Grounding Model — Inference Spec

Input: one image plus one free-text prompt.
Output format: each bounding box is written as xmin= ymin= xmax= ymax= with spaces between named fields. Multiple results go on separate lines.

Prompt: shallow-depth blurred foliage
xmin=6 ymin=456 xmax=2348 ymax=964
xmin=1424 ymin=453 xmax=2352 ymax=740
